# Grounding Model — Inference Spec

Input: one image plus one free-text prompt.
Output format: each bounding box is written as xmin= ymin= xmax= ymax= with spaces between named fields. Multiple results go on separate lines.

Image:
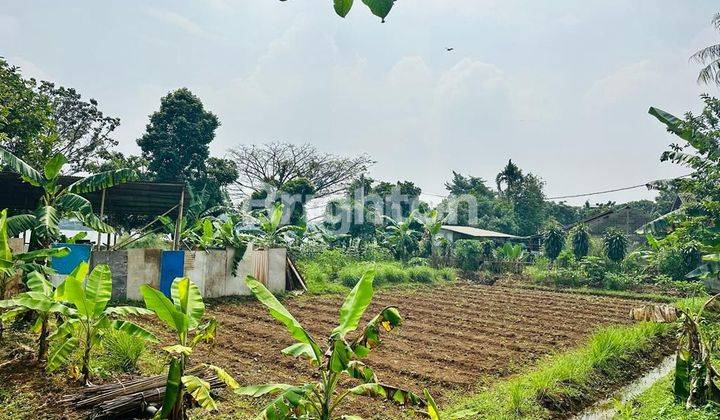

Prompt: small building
xmin=439 ymin=225 xmax=523 ymax=243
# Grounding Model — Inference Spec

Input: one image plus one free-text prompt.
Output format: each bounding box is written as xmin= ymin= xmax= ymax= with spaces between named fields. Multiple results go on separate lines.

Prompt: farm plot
xmin=188 ymin=283 xmax=643 ymax=418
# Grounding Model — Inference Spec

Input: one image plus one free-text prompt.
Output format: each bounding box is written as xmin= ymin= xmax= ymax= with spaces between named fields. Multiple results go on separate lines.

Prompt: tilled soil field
xmin=0 ymin=283 xmax=645 ymax=419
xmin=188 ymin=283 xmax=643 ymax=419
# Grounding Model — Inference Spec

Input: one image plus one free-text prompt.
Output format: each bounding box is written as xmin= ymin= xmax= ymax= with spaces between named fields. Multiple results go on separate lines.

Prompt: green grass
xmin=512 ymin=283 xmax=679 ymax=303
xmin=297 ymin=258 xmax=456 ymax=294
xmin=445 ymin=322 xmax=673 ymax=419
xmin=0 ymin=387 xmax=44 ymax=420
xmin=613 ymin=373 xmax=720 ymax=419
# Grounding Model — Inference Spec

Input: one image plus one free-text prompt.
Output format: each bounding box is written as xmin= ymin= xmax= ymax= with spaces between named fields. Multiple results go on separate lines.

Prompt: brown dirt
xmin=0 ymin=283 xmax=648 ymax=419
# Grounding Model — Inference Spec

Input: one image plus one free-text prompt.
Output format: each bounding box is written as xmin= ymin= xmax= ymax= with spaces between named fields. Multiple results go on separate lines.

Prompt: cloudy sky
xmin=2 ymin=1 xmax=719 ymax=205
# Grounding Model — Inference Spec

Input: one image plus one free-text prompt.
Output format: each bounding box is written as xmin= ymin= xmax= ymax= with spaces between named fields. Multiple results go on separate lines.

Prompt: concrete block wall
xmin=88 ymin=246 xmax=286 ymax=300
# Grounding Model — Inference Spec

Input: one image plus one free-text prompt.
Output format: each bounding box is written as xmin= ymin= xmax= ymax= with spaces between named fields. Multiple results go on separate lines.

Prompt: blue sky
xmin=2 ymin=1 xmax=718 ymax=205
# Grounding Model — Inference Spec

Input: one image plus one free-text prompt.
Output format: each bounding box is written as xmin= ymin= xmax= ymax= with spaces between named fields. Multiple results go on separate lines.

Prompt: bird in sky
xmin=446 ymin=47 xmax=454 ymax=51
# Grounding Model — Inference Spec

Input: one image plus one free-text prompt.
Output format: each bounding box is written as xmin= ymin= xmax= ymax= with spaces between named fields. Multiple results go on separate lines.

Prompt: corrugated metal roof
xmin=440 ymin=225 xmax=521 ymax=239
xmin=0 ymin=171 xmax=188 ymax=219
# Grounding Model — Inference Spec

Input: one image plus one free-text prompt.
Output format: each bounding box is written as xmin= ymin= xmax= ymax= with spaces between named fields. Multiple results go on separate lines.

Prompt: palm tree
xmin=495 ymin=159 xmax=524 ymax=194
xmin=692 ymin=13 xmax=720 ymax=87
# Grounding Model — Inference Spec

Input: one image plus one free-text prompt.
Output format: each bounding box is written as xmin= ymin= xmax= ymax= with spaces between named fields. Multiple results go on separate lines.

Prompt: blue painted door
xmin=160 ymin=250 xmax=185 ymax=297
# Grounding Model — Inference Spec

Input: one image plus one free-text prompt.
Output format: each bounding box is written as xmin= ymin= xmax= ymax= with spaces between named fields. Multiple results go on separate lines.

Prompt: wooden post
xmin=97 ymin=189 xmax=107 ymax=250
xmin=173 ymin=188 xmax=185 ymax=251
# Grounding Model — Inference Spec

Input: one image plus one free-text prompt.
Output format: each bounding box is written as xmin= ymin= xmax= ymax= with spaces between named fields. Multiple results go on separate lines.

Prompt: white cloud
xmin=141 ymin=7 xmax=222 ymax=40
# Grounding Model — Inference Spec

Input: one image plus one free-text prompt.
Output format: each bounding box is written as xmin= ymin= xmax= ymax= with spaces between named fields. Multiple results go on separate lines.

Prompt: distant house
xmin=567 ymin=205 xmax=652 ymax=239
xmin=439 ymin=225 xmax=522 ymax=243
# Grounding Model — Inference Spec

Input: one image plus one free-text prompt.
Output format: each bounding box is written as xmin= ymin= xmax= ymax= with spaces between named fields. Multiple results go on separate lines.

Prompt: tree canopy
xmin=137 ymin=88 xmax=220 ymax=184
xmin=0 ymin=58 xmax=120 ymax=174
xmin=229 ymin=142 xmax=373 ymax=199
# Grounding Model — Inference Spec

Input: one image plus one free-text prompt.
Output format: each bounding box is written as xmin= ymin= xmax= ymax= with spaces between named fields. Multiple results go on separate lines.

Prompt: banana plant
xmin=0 ymin=146 xmax=136 ymax=249
xmin=382 ymin=211 xmax=421 ymax=262
xmin=48 ymin=262 xmax=157 ymax=384
xmin=237 ymin=270 xmax=435 ymax=419
xmin=141 ymin=277 xmax=238 ymax=419
xmin=0 ymin=271 xmax=72 ymax=359
xmin=632 ymin=294 xmax=720 ymax=408
xmin=0 ymin=208 xmax=69 ymax=343
xmin=247 ymin=203 xmax=302 ymax=248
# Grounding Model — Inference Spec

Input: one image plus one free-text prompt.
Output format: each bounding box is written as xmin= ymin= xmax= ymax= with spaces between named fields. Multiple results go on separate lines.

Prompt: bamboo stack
xmin=62 ymin=366 xmax=224 ymax=419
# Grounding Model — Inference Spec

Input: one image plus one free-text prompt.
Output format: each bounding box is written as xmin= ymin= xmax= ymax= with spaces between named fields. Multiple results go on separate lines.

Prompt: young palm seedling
xmin=237 ymin=269 xmax=436 ymax=419
xmin=141 ymin=277 xmax=238 ymax=419
xmin=49 ymin=262 xmax=158 ymax=384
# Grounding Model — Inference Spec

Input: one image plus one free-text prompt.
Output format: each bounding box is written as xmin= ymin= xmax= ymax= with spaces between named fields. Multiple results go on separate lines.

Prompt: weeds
xmin=101 ymin=330 xmax=145 ymax=373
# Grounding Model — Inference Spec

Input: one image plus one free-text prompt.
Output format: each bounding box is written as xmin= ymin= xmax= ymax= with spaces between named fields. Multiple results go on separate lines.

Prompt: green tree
xmin=0 ymin=58 xmax=54 ymax=165
xmin=570 ymin=224 xmax=591 ymax=259
xmin=38 ymin=81 xmax=120 ymax=174
xmin=691 ymin=13 xmax=720 ymax=87
xmin=382 ymin=211 xmax=421 ymax=261
xmin=543 ymin=225 xmax=565 ymax=262
xmin=511 ymin=174 xmax=546 ymax=236
xmin=137 ymin=88 xmax=219 ymax=184
xmin=496 ymin=159 xmax=524 ymax=194
xmin=0 ymin=59 xmax=120 ymax=173
xmin=445 ymin=171 xmax=494 ymax=197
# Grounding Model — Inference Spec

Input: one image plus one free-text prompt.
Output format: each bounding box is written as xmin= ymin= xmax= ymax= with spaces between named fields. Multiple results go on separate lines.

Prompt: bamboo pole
xmin=173 ymin=188 xmax=185 ymax=251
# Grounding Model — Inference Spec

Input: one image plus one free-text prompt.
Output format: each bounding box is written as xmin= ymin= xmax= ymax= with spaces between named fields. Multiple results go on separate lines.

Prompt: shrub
xmin=408 ymin=257 xmax=429 ymax=267
xmin=315 ymin=249 xmax=352 ymax=280
xmin=602 ymin=273 xmax=635 ymax=291
xmin=101 ymin=330 xmax=145 ymax=373
xmin=407 ymin=266 xmax=436 ymax=283
xmin=454 ymin=239 xmax=484 ymax=271
xmin=543 ymin=225 xmax=565 ymax=261
xmin=656 ymin=245 xmax=702 ymax=281
xmin=437 ymin=267 xmax=457 ymax=282
xmin=338 ymin=262 xmax=409 ymax=287
xmin=555 ymin=250 xmax=575 ymax=269
xmin=603 ymin=228 xmax=628 ymax=262
xmin=570 ymin=224 xmax=591 ymax=259
xmin=580 ymin=256 xmax=607 ymax=287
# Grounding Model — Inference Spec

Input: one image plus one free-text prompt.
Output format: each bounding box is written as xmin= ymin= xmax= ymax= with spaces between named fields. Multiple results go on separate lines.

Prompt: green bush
xmin=454 ymin=239 xmax=484 ymax=271
xmin=437 ymin=267 xmax=457 ymax=282
xmin=555 ymin=250 xmax=575 ymax=269
xmin=580 ymin=256 xmax=608 ymax=287
xmin=407 ymin=266 xmax=436 ymax=283
xmin=602 ymin=272 xmax=637 ymax=291
xmin=338 ymin=262 xmax=409 ymax=287
xmin=656 ymin=244 xmax=702 ymax=281
xmin=407 ymin=257 xmax=429 ymax=266
xmin=101 ymin=330 xmax=145 ymax=373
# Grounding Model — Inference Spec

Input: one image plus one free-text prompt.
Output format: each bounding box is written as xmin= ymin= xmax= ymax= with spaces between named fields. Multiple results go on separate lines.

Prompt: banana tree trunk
xmin=38 ymin=317 xmax=48 ymax=360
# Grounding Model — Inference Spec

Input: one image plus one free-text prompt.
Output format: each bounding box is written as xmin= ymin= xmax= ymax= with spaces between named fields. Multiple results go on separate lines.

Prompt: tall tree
xmin=229 ymin=142 xmax=373 ymax=199
xmin=38 ymin=82 xmax=120 ymax=174
xmin=444 ymin=171 xmax=494 ymax=197
xmin=691 ymin=13 xmax=720 ymax=87
xmin=495 ymin=159 xmax=524 ymax=194
xmin=0 ymin=58 xmax=54 ymax=165
xmin=137 ymin=88 xmax=219 ymax=184
xmin=0 ymin=59 xmax=120 ymax=174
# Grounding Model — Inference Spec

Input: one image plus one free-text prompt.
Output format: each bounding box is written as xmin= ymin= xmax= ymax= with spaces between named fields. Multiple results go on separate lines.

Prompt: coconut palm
xmin=692 ymin=13 xmax=720 ymax=87
xmin=0 ymin=147 xmax=136 ymax=249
